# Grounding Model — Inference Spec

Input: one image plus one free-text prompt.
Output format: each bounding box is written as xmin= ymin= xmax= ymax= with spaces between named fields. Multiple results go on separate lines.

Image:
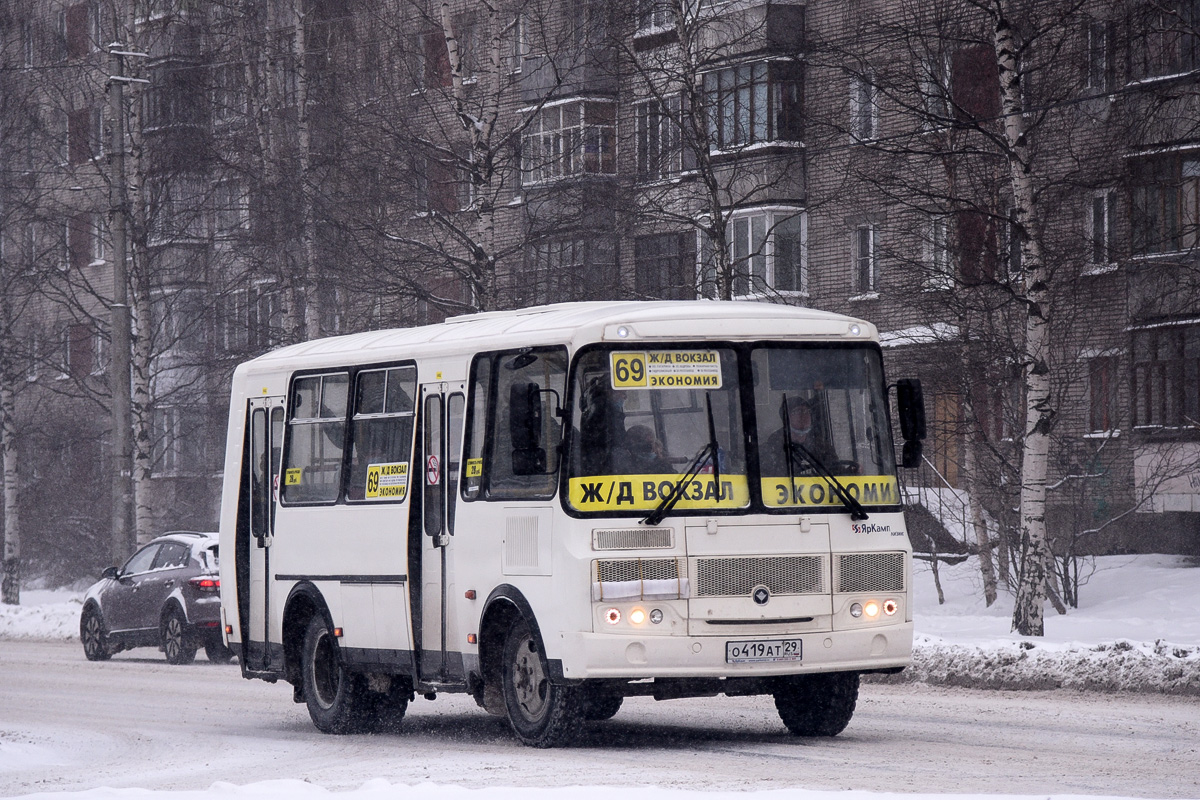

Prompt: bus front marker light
xmin=849 ymin=324 xmax=862 ymax=336
xmin=605 ymin=608 xmax=621 ymax=625
xmin=864 ymin=601 xmax=880 ymax=618
xmin=649 ymin=609 xmax=663 ymax=624
xmin=883 ymin=599 xmax=898 ymax=616
xmin=629 ymin=608 xmax=646 ymax=625
xmin=850 ymin=603 xmax=863 ymax=618
xmin=617 ymin=326 xmax=630 ymax=338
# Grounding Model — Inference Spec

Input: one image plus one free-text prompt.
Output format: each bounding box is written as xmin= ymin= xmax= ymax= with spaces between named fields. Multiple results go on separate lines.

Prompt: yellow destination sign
xmin=569 ymin=473 xmax=748 ymax=512
xmin=365 ymin=462 xmax=409 ymax=500
xmin=610 ymin=351 xmax=722 ymax=390
xmin=761 ymin=475 xmax=900 ymax=508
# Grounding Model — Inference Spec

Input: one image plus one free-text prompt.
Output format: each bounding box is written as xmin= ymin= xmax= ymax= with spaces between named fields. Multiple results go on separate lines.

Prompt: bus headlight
xmin=863 ymin=601 xmax=880 ymax=618
xmin=649 ymin=609 xmax=663 ymax=624
xmin=605 ymin=608 xmax=621 ymax=625
xmin=850 ymin=603 xmax=863 ymax=618
xmin=629 ymin=608 xmax=646 ymax=625
xmin=883 ymin=599 xmax=898 ymax=616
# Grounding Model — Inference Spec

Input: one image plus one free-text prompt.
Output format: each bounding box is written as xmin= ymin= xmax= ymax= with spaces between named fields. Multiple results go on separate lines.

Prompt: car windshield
xmin=566 ymin=346 xmax=747 ymax=514
xmin=751 ymin=345 xmax=898 ymax=509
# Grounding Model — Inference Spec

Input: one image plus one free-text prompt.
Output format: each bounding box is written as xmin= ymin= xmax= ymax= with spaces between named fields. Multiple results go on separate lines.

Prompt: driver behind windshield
xmin=761 ymin=397 xmax=836 ymax=476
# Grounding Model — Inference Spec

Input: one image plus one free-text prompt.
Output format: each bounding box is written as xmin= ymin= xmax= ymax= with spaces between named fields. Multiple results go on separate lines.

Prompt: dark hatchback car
xmin=80 ymin=531 xmax=234 ymax=664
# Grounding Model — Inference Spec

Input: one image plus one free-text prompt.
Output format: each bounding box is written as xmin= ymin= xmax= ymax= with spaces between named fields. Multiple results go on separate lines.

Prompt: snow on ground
xmin=3 ymin=554 xmax=1199 ymax=694
xmin=2 ymin=557 xmax=1198 ymax=800
xmin=2 ymin=783 xmax=1191 ymax=800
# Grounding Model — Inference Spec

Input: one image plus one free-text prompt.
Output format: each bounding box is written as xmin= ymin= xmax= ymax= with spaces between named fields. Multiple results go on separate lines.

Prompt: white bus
xmin=218 ymin=301 xmax=925 ymax=747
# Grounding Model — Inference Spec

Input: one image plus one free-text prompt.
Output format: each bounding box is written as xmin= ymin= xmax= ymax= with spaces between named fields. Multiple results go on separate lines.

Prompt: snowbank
xmin=4 ymin=554 xmax=1197 ymax=694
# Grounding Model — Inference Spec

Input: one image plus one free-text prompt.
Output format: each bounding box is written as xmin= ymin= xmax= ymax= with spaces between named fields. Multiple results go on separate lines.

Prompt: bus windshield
xmin=566 ymin=343 xmax=898 ymax=516
xmin=752 ymin=345 xmax=897 ymax=509
xmin=567 ymin=346 xmax=748 ymax=514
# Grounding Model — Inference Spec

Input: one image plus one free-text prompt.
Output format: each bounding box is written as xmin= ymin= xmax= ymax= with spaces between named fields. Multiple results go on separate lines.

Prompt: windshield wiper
xmin=780 ymin=394 xmax=869 ymax=521
xmin=643 ymin=393 xmax=721 ymax=526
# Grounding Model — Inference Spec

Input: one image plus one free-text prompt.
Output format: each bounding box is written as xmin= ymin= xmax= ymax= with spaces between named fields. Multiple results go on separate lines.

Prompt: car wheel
xmin=301 ymin=615 xmax=370 ymax=734
xmin=580 ymin=689 xmax=623 ymax=721
xmin=774 ymin=672 xmax=859 ymax=737
xmin=80 ymin=606 xmax=112 ymax=662
xmin=501 ymin=617 xmax=583 ymax=747
xmin=204 ymin=639 xmax=235 ymax=664
xmin=161 ymin=608 xmax=198 ymax=665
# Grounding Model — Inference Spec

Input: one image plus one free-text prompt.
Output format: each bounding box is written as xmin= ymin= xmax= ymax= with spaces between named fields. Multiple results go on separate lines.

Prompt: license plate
xmin=725 ymin=638 xmax=802 ymax=663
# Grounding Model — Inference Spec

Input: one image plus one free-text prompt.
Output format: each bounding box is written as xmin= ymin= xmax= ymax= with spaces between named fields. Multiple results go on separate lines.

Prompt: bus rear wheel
xmin=774 ymin=672 xmax=859 ymax=737
xmin=501 ymin=617 xmax=583 ymax=747
xmin=301 ymin=615 xmax=370 ymax=734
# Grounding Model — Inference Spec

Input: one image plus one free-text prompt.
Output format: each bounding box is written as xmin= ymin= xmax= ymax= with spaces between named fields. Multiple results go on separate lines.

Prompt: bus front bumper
xmin=553 ymin=621 xmax=913 ymax=680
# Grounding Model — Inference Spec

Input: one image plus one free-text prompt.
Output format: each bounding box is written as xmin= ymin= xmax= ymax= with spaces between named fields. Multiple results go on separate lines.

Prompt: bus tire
xmin=774 ymin=672 xmax=859 ymax=737
xmin=501 ymin=617 xmax=583 ymax=747
xmin=580 ymin=689 xmax=623 ymax=721
xmin=301 ymin=615 xmax=370 ymax=734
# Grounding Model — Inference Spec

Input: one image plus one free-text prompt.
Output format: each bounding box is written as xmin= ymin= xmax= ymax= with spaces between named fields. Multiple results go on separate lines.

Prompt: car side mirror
xmin=102 ymin=566 xmax=119 ymax=580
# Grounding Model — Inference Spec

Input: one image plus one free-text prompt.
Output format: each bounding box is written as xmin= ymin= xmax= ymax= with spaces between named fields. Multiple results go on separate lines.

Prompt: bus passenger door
xmin=245 ymin=396 xmax=284 ymax=670
xmin=417 ymin=384 xmax=465 ymax=683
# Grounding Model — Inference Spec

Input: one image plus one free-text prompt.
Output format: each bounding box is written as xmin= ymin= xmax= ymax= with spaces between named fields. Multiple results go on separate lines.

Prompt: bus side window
xmin=446 ymin=393 xmax=464 ymax=531
xmin=346 ymin=366 xmax=416 ymax=502
xmin=491 ymin=347 xmax=567 ymax=499
xmin=460 ymin=356 xmax=492 ymax=500
xmin=281 ymin=373 xmax=349 ymax=504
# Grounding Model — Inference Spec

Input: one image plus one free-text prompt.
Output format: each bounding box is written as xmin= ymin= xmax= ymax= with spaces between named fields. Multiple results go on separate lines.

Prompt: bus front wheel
xmin=500 ymin=617 xmax=583 ymax=747
xmin=774 ymin=672 xmax=859 ymax=737
xmin=301 ymin=615 xmax=370 ymax=734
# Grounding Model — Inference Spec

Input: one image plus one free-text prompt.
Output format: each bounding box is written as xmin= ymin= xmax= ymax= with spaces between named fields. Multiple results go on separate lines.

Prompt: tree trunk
xmin=993 ymin=9 xmax=1053 ymax=636
xmin=295 ymin=7 xmax=322 ymax=341
xmin=964 ymin=440 xmax=998 ymax=606
xmin=1 ymin=380 xmax=20 ymax=605
xmin=131 ymin=280 xmax=156 ymax=547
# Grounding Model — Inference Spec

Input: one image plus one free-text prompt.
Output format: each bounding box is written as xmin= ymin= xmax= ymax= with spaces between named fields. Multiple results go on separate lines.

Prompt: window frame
xmin=521 ymin=98 xmax=617 ymax=185
xmin=852 ymin=223 xmax=877 ymax=296
xmin=702 ymin=60 xmax=804 ymax=151
xmin=725 ymin=206 xmax=808 ymax=298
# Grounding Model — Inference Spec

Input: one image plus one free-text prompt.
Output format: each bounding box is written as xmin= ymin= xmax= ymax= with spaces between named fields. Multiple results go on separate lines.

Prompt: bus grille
xmin=595 ymin=558 xmax=680 ymax=583
xmin=837 ymin=552 xmax=905 ymax=593
xmin=592 ymin=527 xmax=673 ymax=550
xmin=694 ymin=556 xmax=824 ymax=597
xmin=592 ymin=557 xmax=686 ymax=601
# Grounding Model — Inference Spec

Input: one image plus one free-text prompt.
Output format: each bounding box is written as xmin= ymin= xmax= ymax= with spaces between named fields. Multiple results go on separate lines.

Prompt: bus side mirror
xmin=896 ymin=378 xmax=926 ymax=442
xmin=896 ymin=379 xmax=926 ymax=469
xmin=901 ymin=439 xmax=923 ymax=469
xmin=509 ymin=382 xmax=543 ymax=447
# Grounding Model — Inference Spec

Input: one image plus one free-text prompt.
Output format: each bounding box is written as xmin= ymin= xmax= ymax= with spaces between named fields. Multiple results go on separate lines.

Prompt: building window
xmin=147 ymin=176 xmax=207 ymax=243
xmin=1132 ymin=156 xmax=1200 ymax=255
xmin=919 ymin=55 xmax=951 ymax=129
xmin=1085 ymin=18 xmax=1114 ymax=91
xmin=703 ymin=61 xmax=803 ymax=150
xmin=635 ymin=95 xmax=688 ymax=180
xmin=63 ymin=3 xmax=99 ymax=60
xmin=1131 ymin=1 xmax=1200 ymax=81
xmin=1088 ymin=190 xmax=1117 ymax=268
xmin=925 ymin=216 xmax=953 ymax=290
xmin=522 ymin=100 xmax=616 ymax=184
xmin=152 ymin=406 xmax=206 ymax=477
xmin=853 ymin=224 xmax=876 ymax=295
xmin=637 ymin=0 xmax=675 ymax=30
xmin=213 ymin=181 xmax=249 ymax=239
xmin=523 ymin=236 xmax=619 ymax=304
xmin=68 ymin=107 xmax=101 ymax=165
xmin=723 ymin=208 xmax=806 ymax=297
xmin=1089 ymin=356 xmax=1121 ymax=432
xmin=92 ymin=325 xmax=110 ymax=376
xmin=1132 ymin=325 xmax=1200 ymax=427
xmin=635 ymin=232 xmax=696 ymax=300
xmin=850 ymin=73 xmax=879 ymax=141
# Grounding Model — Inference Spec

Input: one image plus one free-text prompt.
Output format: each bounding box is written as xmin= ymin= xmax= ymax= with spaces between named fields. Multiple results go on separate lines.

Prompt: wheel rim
xmin=82 ymin=613 xmax=102 ymax=654
xmin=310 ymin=630 xmax=340 ymax=710
xmin=510 ymin=633 xmax=549 ymax=723
xmin=164 ymin=616 xmax=183 ymax=661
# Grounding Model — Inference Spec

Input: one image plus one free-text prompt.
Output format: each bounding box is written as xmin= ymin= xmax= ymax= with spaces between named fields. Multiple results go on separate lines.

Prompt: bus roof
xmin=240 ymin=300 xmax=877 ymax=372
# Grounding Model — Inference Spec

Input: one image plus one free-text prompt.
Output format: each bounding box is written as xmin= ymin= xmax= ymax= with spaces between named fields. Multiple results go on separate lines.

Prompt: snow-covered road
xmin=2 ymin=641 xmax=1197 ymax=798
